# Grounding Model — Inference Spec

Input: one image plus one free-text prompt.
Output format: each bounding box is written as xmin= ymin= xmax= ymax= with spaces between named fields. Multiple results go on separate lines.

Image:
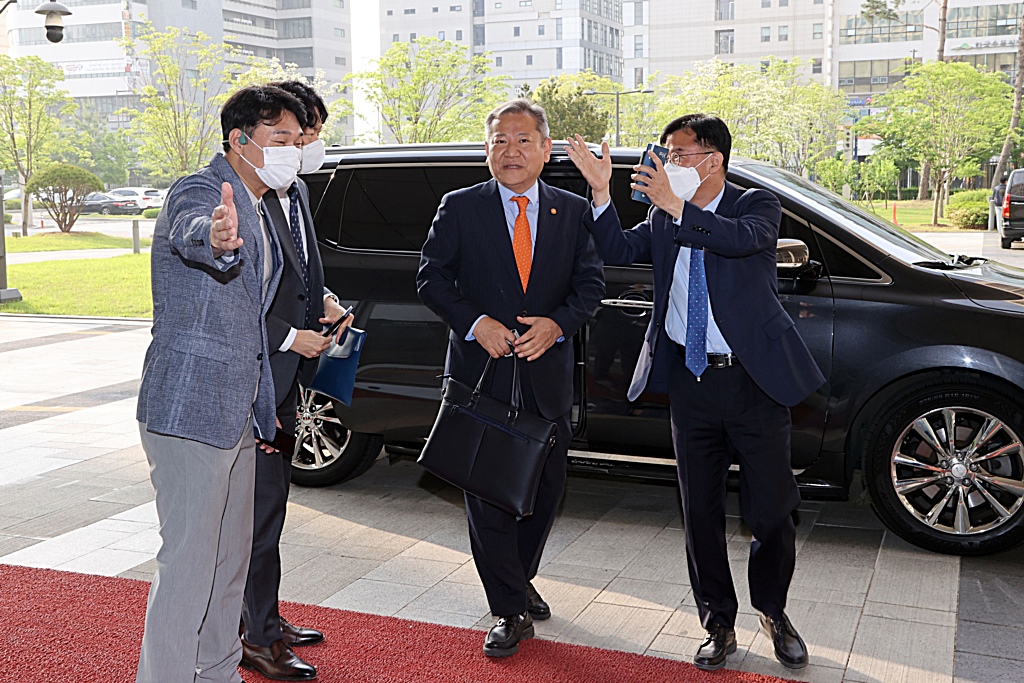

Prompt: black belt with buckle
xmin=675 ymin=344 xmax=740 ymax=369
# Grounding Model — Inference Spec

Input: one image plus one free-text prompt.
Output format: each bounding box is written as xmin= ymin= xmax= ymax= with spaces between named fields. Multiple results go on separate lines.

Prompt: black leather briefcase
xmin=417 ymin=354 xmax=557 ymax=517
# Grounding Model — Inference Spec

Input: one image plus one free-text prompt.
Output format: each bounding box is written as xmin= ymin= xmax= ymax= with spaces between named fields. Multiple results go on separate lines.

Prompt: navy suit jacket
xmin=584 ymin=181 xmax=824 ymax=407
xmin=417 ymin=178 xmax=605 ymax=420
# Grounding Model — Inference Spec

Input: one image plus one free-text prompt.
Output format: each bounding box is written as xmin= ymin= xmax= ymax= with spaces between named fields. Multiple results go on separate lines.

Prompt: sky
xmin=350 ymin=0 xmax=381 ymax=141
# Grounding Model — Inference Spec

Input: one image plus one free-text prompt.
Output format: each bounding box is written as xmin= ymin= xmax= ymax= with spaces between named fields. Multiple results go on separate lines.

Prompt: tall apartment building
xmin=4 ymin=0 xmax=353 ymax=142
xmin=623 ymin=0 xmax=649 ymax=87
xmin=379 ymin=0 xmax=625 ymax=90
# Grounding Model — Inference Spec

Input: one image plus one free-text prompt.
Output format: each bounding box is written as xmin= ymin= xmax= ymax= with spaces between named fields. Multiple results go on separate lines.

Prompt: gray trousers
xmin=136 ymin=420 xmax=256 ymax=683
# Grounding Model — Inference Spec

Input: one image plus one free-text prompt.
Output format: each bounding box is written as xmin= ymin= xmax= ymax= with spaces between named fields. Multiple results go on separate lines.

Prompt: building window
xmin=778 ymin=25 xmax=788 ymax=41
xmin=761 ymin=0 xmax=769 ymax=7
xmin=410 ymin=32 xmax=417 ymax=39
xmin=334 ymin=28 xmax=346 ymax=37
xmin=335 ymin=56 xmax=347 ymax=65
xmin=433 ymin=6 xmax=439 ymax=11
xmin=715 ymin=29 xmax=734 ymax=54
xmin=948 ymin=4 xmax=1022 ymax=39
xmin=812 ymin=23 xmax=823 ymax=39
xmin=634 ymin=66 xmax=644 ymax=88
xmin=495 ymin=1 xmax=501 ymax=6
xmin=838 ymin=58 xmax=919 ymax=93
xmin=812 ymin=58 xmax=822 ymax=74
xmin=386 ymin=9 xmax=393 ymax=15
xmin=761 ymin=26 xmax=770 ymax=42
xmin=473 ymin=24 xmax=485 ymax=45
xmin=438 ymin=30 xmax=445 ymax=39
xmin=538 ymin=24 xmax=545 ymax=35
xmin=840 ymin=11 xmax=925 ymax=44
xmin=456 ymin=29 xmax=463 ymax=39
xmin=635 ymin=0 xmax=643 ymax=24
xmin=520 ymin=0 xmax=532 ymax=5
xmin=496 ymin=56 xmax=503 ymax=66
xmin=556 ymin=47 xmax=563 ymax=68
xmin=450 ymin=4 xmax=462 ymax=10
xmin=556 ymin=17 xmax=562 ymax=38
xmin=182 ymin=0 xmax=196 ymax=8
xmin=634 ymin=33 xmax=643 ymax=57
xmin=404 ymin=8 xmax=415 ymax=13
xmin=334 ymin=0 xmax=344 ymax=6
xmin=514 ymin=26 xmax=520 ymax=36
xmin=779 ymin=0 xmax=788 ymax=6
xmin=473 ymin=0 xmax=483 ymax=16
xmin=715 ymin=0 xmax=734 ymax=21
xmin=279 ymin=17 xmax=313 ymax=39
xmin=526 ymin=54 xmax=533 ymax=65
xmin=392 ymin=33 xmax=400 ymax=41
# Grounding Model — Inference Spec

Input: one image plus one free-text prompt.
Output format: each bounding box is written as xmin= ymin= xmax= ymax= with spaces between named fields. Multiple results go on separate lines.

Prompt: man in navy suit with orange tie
xmin=567 ymin=115 xmax=825 ymax=672
xmin=417 ymin=99 xmax=604 ymax=658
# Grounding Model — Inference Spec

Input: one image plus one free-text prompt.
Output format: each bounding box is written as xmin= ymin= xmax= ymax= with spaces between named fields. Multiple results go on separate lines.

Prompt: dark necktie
xmin=286 ymin=185 xmax=311 ymax=322
xmin=685 ymin=247 xmax=709 ymax=378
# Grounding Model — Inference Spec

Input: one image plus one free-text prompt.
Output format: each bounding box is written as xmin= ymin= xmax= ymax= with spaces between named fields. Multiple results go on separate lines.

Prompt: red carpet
xmin=0 ymin=565 xmax=795 ymax=683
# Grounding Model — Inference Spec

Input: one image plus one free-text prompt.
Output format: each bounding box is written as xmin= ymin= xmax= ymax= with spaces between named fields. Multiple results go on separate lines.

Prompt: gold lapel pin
xmin=550 ymin=208 xmax=557 ymax=215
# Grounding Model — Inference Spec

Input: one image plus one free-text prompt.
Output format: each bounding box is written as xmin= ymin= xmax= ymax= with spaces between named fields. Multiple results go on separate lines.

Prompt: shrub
xmin=25 ymin=164 xmax=103 ymax=233
xmin=948 ymin=201 xmax=989 ymax=229
xmin=949 ymin=189 xmax=990 ymax=207
xmin=3 ymin=213 xmax=10 ymax=225
xmin=142 ymin=208 xmax=160 ymax=219
xmin=5 ymin=199 xmax=20 ymax=210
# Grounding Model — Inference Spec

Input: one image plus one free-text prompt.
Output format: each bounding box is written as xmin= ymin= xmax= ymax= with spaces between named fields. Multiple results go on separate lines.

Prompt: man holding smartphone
xmin=240 ymin=81 xmax=352 ymax=682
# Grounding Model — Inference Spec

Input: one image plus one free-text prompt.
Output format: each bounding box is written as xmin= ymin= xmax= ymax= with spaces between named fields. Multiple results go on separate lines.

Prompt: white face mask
xmin=239 ymin=137 xmax=301 ymax=190
xmin=664 ymin=153 xmax=712 ymax=201
xmin=299 ymin=139 xmax=326 ymax=174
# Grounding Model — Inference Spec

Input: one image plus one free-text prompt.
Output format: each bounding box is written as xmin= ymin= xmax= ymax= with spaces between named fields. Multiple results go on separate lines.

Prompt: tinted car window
xmin=1008 ymin=169 xmax=1024 ymax=197
xmin=335 ymin=165 xmax=491 ymax=251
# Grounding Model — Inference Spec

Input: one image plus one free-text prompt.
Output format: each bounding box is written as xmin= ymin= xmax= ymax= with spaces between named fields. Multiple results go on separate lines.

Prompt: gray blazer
xmin=137 ymin=153 xmax=284 ymax=448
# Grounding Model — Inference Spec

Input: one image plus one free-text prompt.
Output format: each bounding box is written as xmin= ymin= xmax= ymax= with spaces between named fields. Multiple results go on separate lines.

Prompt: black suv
xmin=294 ymin=143 xmax=1024 ymax=556
xmin=1000 ymin=168 xmax=1024 ymax=249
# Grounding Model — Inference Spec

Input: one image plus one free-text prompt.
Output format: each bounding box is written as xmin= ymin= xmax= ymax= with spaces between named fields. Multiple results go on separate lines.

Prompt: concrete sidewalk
xmin=1 ymin=315 xmax=1022 ymax=682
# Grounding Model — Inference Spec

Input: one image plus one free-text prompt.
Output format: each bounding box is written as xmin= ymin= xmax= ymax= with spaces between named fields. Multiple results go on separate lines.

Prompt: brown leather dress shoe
xmin=240 ymin=638 xmax=317 ymax=681
xmin=280 ymin=618 xmax=325 ymax=647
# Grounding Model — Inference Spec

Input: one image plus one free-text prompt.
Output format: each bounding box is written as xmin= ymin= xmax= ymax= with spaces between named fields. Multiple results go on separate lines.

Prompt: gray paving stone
xmin=530 ymin=575 xmax=610 ymax=639
xmin=863 ymin=600 xmax=957 ymax=627
xmin=739 ymin=653 xmax=846 ymax=683
xmin=795 ymin=525 xmax=883 ymax=568
xmin=277 ymin=542 xmax=323 ymax=575
xmin=392 ymin=606 xmax=483 ymax=629
xmin=556 ymin=602 xmax=671 ymax=654
xmin=404 ymin=579 xmax=488 ymax=617
xmin=846 ymin=615 xmax=955 ymax=683
xmin=789 ymin=560 xmax=872 ymax=606
xmin=954 ymin=652 xmax=1024 ymax=683
xmin=361 ymin=555 xmax=460 ymax=588
xmin=618 ymin=527 xmax=690 ymax=585
xmin=869 ymin=546 xmax=960 ymax=613
xmin=659 ymin=605 xmax=760 ymax=647
xmin=957 ymin=569 xmax=1024 ymax=629
xmin=443 ymin=560 xmax=483 ymax=586
xmin=536 ymin=561 xmax=618 ymax=583
xmin=279 ymin=553 xmax=382 ymax=606
xmin=320 ymin=578 xmax=427 ymax=616
xmin=955 ymin=620 xmax=1024 ymax=660
xmin=745 ymin=597 xmax=860 ymax=670
xmin=960 ymin=545 xmax=1024 ymax=579
xmin=90 ymin=482 xmax=155 ymax=506
xmin=1 ymin=500 xmax=131 ymax=538
xmin=0 ymin=535 xmax=39 ymax=557
xmin=594 ymin=577 xmax=689 ymax=611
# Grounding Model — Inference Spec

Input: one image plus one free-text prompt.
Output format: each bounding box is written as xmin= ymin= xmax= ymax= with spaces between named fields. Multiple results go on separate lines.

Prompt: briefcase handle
xmin=471 ymin=347 xmax=523 ymax=423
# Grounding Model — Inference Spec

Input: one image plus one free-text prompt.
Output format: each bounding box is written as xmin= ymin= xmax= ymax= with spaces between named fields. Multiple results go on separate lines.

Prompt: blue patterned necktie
xmin=685 ymin=247 xmax=709 ymax=378
xmin=286 ymin=185 xmax=311 ymax=321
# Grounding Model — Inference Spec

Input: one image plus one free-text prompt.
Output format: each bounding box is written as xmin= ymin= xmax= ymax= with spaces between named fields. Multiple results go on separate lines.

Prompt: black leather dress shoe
xmin=526 ymin=582 xmax=551 ymax=621
xmin=693 ymin=622 xmax=737 ymax=671
xmin=760 ymin=612 xmax=808 ymax=669
xmin=240 ymin=638 xmax=318 ymax=681
xmin=280 ymin=618 xmax=325 ymax=647
xmin=483 ymin=612 xmax=534 ymax=658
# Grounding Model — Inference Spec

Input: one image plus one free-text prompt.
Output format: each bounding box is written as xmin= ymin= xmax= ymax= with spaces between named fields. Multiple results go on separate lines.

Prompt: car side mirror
xmin=777 ymin=239 xmax=810 ymax=270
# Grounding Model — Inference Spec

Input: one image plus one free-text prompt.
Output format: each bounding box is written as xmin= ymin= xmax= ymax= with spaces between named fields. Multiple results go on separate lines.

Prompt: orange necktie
xmin=511 ymin=195 xmax=532 ymax=291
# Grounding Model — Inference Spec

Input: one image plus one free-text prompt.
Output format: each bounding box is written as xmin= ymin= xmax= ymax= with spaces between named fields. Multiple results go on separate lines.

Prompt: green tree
xmin=347 ymin=38 xmax=508 ymax=143
xmin=58 ymin=109 xmax=138 ymax=188
xmin=121 ymin=23 xmax=238 ymax=181
xmin=857 ymin=153 xmax=900 ymax=208
xmin=0 ymin=55 xmax=76 ymax=235
xmin=814 ymin=156 xmax=854 ymax=194
xmin=26 ymin=164 xmax=103 ymax=233
xmin=862 ymin=61 xmax=1011 ymax=224
xmin=229 ymin=56 xmax=354 ymax=145
xmin=531 ymin=74 xmax=609 ymax=142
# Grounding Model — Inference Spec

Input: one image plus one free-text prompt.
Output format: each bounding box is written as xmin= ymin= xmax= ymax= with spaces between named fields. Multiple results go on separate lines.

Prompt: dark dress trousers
xmin=417 ymin=179 xmax=604 ymax=617
xmin=243 ymin=179 xmax=329 ymax=647
xmin=584 ymin=182 xmax=825 ymax=629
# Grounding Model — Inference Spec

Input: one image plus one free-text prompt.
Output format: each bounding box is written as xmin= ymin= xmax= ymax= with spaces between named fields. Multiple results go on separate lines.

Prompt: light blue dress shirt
xmin=591 ymin=186 xmax=731 ymax=353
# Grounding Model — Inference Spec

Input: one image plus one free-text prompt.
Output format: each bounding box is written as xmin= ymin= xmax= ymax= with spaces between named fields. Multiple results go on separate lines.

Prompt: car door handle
xmin=600 ymin=298 xmax=654 ymax=310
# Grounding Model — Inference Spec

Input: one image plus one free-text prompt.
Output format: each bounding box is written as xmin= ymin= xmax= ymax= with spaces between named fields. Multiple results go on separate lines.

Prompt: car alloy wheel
xmin=289 ymin=385 xmax=384 ymax=487
xmin=864 ymin=373 xmax=1024 ymax=555
xmin=889 ymin=406 xmax=1024 ymax=536
xmin=101 ymin=206 xmax=111 ymax=215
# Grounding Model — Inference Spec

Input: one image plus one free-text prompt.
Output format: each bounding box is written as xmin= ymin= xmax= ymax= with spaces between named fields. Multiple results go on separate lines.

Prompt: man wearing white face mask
xmin=566 ymin=115 xmax=824 ymax=674
xmin=238 ymin=80 xmax=351 ymax=683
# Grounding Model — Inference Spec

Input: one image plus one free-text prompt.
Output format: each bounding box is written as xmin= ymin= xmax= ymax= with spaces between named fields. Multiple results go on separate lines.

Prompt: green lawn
xmin=0 ymin=254 xmax=153 ymax=317
xmin=856 ymin=200 xmax=986 ymax=232
xmin=4 ymin=231 xmax=153 ymax=253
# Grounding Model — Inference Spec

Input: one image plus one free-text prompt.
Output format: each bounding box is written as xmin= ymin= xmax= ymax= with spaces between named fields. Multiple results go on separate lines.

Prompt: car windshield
xmin=740 ymin=161 xmax=951 ymax=264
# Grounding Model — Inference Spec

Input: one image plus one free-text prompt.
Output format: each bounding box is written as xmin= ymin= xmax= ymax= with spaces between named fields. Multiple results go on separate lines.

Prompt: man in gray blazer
xmin=135 ymin=84 xmax=306 ymax=683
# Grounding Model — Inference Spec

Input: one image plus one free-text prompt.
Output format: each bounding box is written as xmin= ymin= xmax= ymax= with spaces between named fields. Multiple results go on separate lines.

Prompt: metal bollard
xmin=989 ymin=199 xmax=996 ymax=232
xmin=132 ymin=219 xmax=140 ymax=254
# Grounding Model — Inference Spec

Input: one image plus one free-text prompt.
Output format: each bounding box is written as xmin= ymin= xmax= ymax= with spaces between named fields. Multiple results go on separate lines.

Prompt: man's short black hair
xmin=270 ymin=80 xmax=328 ymax=129
xmin=221 ymin=85 xmax=307 ymax=153
xmin=660 ymin=114 xmax=732 ymax=172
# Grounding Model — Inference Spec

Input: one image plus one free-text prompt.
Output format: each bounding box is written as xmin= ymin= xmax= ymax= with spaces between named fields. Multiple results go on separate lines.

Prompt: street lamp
xmin=583 ymin=88 xmax=655 ymax=146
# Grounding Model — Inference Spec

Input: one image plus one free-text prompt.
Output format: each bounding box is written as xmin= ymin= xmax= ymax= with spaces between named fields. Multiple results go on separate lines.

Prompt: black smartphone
xmin=322 ymin=305 xmax=355 ymax=338
xmin=266 ymin=428 xmax=297 ymax=454
xmin=631 ymin=143 xmax=669 ymax=204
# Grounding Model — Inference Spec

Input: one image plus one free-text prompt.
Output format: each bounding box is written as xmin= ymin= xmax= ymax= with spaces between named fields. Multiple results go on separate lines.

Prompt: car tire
xmin=100 ymin=206 xmax=111 ymax=215
xmin=289 ymin=385 xmax=384 ymax=487
xmin=1002 ymin=237 xmax=1014 ymax=249
xmin=862 ymin=372 xmax=1024 ymax=555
